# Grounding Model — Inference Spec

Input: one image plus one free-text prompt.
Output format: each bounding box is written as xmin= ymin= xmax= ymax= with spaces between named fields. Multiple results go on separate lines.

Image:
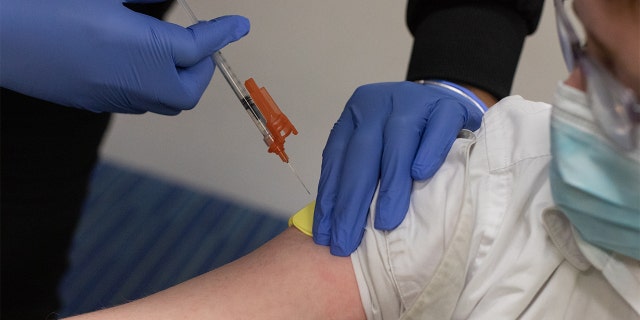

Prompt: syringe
xmin=177 ymin=0 xmax=310 ymax=194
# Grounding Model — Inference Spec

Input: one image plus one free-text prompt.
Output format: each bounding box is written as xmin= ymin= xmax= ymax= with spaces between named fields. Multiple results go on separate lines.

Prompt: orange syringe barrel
xmin=244 ymin=78 xmax=298 ymax=163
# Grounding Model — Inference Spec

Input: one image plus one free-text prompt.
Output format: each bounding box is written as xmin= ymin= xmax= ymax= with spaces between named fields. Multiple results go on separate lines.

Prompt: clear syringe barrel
xmin=212 ymin=51 xmax=275 ymax=148
xmin=176 ymin=0 xmax=275 ymax=148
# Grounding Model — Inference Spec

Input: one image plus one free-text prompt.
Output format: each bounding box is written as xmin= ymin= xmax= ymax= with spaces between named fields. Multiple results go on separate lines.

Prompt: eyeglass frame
xmin=553 ymin=0 xmax=640 ymax=150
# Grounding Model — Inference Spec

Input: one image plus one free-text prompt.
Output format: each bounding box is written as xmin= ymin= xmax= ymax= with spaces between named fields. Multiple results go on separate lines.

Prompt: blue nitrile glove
xmin=0 ymin=0 xmax=249 ymax=115
xmin=314 ymin=80 xmax=487 ymax=256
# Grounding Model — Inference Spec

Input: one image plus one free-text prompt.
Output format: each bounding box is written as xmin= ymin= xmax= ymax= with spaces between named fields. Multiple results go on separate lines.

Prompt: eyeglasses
xmin=554 ymin=0 xmax=640 ymax=150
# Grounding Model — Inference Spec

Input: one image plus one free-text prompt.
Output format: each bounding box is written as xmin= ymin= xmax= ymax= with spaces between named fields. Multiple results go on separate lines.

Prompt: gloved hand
xmin=0 ymin=0 xmax=249 ymax=115
xmin=314 ymin=81 xmax=487 ymax=256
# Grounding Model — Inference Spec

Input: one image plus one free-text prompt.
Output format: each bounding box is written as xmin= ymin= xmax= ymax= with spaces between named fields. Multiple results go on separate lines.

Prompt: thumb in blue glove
xmin=0 ymin=0 xmax=249 ymax=115
xmin=314 ymin=81 xmax=487 ymax=256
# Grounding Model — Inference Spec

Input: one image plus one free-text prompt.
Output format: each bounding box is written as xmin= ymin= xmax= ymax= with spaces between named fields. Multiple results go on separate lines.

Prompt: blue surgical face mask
xmin=550 ymin=83 xmax=640 ymax=260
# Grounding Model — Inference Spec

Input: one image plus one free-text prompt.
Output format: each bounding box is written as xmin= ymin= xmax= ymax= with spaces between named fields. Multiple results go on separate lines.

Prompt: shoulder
xmin=485 ymin=95 xmax=551 ymax=120
xmin=477 ymin=95 xmax=552 ymax=171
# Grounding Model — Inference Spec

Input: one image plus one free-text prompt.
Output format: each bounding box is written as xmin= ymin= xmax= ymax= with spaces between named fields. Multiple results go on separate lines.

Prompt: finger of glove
xmin=460 ymin=97 xmax=484 ymax=132
xmin=329 ymin=124 xmax=385 ymax=256
xmin=117 ymin=56 xmax=207 ymax=115
xmin=327 ymin=85 xmax=393 ymax=256
xmin=172 ymin=56 xmax=216 ymax=110
xmin=148 ymin=16 xmax=248 ymax=112
xmin=173 ymin=15 xmax=249 ymax=68
xmin=314 ymin=109 xmax=355 ymax=246
xmin=375 ymin=108 xmax=427 ymax=230
xmin=411 ymin=100 xmax=468 ymax=180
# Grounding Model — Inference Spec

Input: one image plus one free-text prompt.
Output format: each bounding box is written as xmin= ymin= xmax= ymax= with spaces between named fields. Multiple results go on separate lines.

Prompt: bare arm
xmin=65 ymin=228 xmax=365 ymax=320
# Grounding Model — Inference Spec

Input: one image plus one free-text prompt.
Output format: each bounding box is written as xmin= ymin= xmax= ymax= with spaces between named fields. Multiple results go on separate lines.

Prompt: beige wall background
xmin=100 ymin=0 xmax=566 ymax=218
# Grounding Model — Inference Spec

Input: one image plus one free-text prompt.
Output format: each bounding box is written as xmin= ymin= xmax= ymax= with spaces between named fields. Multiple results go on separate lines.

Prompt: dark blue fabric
xmin=59 ymin=161 xmax=287 ymax=317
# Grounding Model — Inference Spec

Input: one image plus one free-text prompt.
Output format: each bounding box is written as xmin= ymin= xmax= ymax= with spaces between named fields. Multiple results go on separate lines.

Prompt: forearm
xmin=64 ymin=228 xmax=364 ymax=319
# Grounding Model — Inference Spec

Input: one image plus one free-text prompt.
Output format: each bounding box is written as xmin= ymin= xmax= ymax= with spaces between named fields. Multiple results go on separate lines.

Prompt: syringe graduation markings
xmin=177 ymin=0 xmax=310 ymax=194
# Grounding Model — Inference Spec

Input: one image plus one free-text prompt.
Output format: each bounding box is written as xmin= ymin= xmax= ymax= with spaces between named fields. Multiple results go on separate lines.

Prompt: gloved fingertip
xmin=412 ymin=145 xmax=448 ymax=180
xmin=374 ymin=198 xmax=408 ymax=231
xmin=313 ymin=233 xmax=331 ymax=246
xmin=233 ymin=16 xmax=250 ymax=38
xmin=211 ymin=15 xmax=250 ymax=39
xmin=411 ymin=164 xmax=438 ymax=180
xmin=330 ymin=243 xmax=355 ymax=257
xmin=373 ymin=218 xmax=402 ymax=231
xmin=330 ymin=227 xmax=367 ymax=256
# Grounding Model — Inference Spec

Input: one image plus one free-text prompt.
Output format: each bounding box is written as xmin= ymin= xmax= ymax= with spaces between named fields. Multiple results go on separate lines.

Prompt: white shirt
xmin=351 ymin=95 xmax=640 ymax=319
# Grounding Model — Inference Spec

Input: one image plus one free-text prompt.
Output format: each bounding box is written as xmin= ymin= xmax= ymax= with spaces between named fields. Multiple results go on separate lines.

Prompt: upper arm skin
xmin=65 ymin=227 xmax=365 ymax=320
